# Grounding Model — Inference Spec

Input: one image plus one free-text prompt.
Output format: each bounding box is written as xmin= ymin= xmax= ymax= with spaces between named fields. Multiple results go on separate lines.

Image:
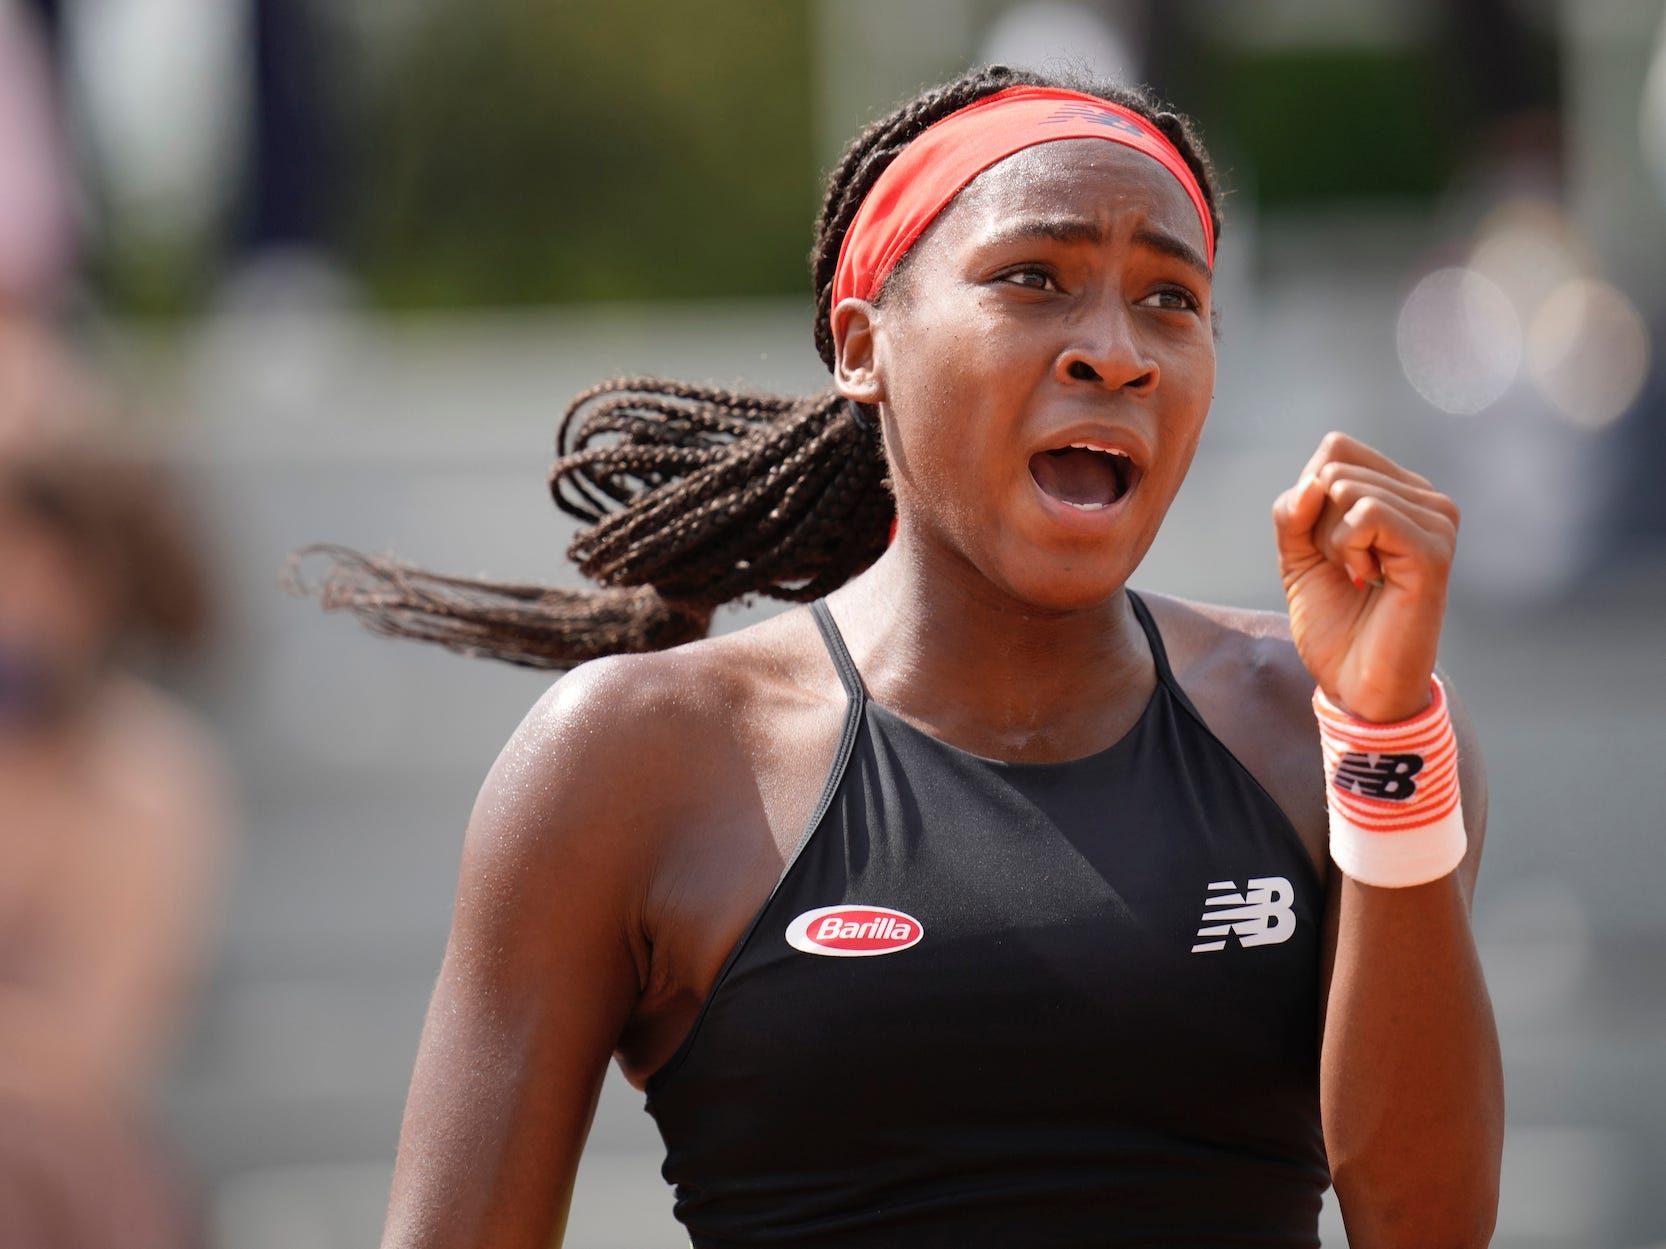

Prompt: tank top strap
xmin=1126 ymin=589 xmax=1208 ymax=725
xmin=643 ymin=603 xmax=868 ymax=1096
xmin=810 ymin=598 xmax=867 ymax=707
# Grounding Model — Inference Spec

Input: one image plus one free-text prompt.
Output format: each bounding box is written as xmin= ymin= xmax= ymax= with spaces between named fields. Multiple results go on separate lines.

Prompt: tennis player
xmin=312 ymin=65 xmax=1503 ymax=1249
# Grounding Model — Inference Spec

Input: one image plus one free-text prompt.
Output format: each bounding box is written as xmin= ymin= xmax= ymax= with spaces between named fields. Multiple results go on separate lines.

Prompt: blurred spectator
xmin=0 ymin=423 xmax=228 ymax=1247
xmin=2 ymin=8 xmax=229 ymax=1244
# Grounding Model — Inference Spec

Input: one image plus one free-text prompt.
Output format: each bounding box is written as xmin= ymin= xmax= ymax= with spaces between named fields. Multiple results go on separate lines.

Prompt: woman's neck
xmin=828 ymin=544 xmax=1156 ymax=764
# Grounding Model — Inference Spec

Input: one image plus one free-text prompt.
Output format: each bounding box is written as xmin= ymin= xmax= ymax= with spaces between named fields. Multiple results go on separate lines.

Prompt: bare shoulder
xmin=1135 ymin=591 xmax=1328 ymax=866
xmin=473 ymin=604 xmax=839 ymax=874
xmin=447 ymin=641 xmax=760 ymax=1003
xmin=1136 ymin=591 xmax=1315 ymax=722
xmin=453 ymin=605 xmax=843 ymax=1046
xmin=505 ymin=606 xmax=833 ymax=788
xmin=480 ymin=646 xmax=730 ymax=858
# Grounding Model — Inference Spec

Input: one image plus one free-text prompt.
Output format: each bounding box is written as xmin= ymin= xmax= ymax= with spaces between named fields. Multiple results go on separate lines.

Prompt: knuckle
xmin=1312 ymin=462 xmax=1352 ymax=492
xmin=1348 ymin=494 xmax=1387 ymax=523
xmin=1424 ymin=524 xmax=1454 ymax=554
xmin=1319 ymin=430 xmax=1350 ymax=457
xmin=1330 ymin=480 xmax=1366 ymax=510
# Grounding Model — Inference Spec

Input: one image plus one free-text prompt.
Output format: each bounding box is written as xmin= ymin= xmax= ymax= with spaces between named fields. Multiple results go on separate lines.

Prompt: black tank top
xmin=644 ymin=594 xmax=1328 ymax=1247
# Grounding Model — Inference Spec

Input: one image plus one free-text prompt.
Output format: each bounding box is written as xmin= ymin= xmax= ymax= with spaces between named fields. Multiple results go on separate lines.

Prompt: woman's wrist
xmin=1314 ymin=676 xmax=1466 ymax=888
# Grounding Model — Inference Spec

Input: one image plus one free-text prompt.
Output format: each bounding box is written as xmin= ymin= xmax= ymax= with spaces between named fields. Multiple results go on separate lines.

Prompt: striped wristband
xmin=1313 ymin=676 xmax=1467 ymax=888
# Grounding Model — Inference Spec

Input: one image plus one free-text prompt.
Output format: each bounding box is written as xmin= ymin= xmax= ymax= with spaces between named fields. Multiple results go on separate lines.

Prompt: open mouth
xmin=1028 ymin=443 xmax=1136 ymax=511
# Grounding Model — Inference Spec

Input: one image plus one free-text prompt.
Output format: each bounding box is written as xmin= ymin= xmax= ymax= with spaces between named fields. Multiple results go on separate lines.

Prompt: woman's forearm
xmin=1322 ymin=872 xmax=1503 ymax=1248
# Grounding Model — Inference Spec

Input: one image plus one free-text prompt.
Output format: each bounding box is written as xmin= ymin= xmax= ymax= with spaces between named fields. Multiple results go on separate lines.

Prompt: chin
xmin=981 ymin=547 xmax=1146 ymax=617
xmin=980 ymin=500 xmax=1166 ymax=611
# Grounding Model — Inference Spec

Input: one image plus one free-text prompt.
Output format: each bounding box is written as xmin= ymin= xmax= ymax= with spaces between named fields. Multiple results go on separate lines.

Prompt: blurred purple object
xmin=0 ymin=1 xmax=73 ymax=311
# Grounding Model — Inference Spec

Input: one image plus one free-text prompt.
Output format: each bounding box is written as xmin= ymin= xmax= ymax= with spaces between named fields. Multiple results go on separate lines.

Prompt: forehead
xmin=928 ymin=138 xmax=1207 ymax=258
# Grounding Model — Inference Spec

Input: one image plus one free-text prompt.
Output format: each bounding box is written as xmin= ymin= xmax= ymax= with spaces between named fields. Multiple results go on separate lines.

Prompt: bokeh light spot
xmin=1526 ymin=279 xmax=1651 ymax=429
xmin=1396 ymin=267 xmax=1522 ymax=415
xmin=1469 ymin=198 xmax=1589 ymax=321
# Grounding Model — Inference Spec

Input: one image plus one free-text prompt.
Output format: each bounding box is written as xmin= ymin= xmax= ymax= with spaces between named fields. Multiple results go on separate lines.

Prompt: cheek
xmin=881 ymin=305 xmax=1035 ymax=440
xmin=1163 ymin=340 xmax=1215 ymax=432
xmin=880 ymin=330 xmax=993 ymax=487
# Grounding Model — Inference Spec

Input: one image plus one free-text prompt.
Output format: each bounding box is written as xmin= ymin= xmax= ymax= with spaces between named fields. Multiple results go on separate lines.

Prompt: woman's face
xmin=851 ymin=137 xmax=1216 ymax=610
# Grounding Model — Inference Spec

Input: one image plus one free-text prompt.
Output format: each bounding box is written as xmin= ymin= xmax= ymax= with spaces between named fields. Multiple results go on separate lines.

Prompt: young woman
xmin=310 ymin=65 xmax=1503 ymax=1249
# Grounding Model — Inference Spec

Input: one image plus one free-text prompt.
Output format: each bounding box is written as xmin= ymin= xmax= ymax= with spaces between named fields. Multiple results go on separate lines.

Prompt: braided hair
xmin=294 ymin=65 xmax=1224 ymax=669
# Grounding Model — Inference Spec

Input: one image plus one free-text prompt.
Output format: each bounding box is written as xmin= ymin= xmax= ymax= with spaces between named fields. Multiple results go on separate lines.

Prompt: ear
xmin=830 ymin=297 xmax=885 ymax=407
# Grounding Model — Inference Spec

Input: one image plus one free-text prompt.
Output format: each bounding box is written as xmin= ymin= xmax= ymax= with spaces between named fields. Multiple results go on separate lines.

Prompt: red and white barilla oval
xmin=785 ymin=904 xmax=924 ymax=957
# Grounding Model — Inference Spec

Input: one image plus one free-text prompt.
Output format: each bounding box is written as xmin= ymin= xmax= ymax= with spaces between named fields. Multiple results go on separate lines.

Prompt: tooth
xmin=1066 ymin=442 xmax=1129 ymax=460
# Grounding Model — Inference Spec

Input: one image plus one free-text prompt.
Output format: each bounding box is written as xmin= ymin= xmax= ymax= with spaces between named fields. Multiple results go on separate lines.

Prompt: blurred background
xmin=1 ymin=0 xmax=1662 ymax=1245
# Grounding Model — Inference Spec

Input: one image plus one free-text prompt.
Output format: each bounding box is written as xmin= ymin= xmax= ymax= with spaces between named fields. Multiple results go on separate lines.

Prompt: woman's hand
xmin=1271 ymin=432 xmax=1460 ymax=724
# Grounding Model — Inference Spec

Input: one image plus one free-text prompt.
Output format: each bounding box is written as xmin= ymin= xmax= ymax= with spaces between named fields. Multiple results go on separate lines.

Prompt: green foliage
xmin=351 ymin=0 xmax=817 ymax=308
xmin=91 ymin=233 xmax=216 ymax=320
xmin=1193 ymin=44 xmax=1461 ymax=207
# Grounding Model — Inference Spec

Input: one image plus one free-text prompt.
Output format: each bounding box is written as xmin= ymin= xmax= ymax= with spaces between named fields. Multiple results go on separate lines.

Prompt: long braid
xmin=293 ymin=66 xmax=1223 ymax=669
xmin=554 ymin=380 xmax=886 ymax=602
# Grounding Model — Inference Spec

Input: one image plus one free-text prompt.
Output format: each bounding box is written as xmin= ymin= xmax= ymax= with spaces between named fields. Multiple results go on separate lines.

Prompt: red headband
xmin=831 ymin=86 xmax=1214 ymax=307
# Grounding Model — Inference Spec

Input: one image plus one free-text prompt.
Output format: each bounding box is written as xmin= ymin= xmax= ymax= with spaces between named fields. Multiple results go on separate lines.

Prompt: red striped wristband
xmin=1313 ymin=677 xmax=1467 ymax=888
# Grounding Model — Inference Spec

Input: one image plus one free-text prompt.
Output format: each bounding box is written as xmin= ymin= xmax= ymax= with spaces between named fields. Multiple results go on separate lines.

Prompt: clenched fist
xmin=1272 ymin=432 xmax=1460 ymax=725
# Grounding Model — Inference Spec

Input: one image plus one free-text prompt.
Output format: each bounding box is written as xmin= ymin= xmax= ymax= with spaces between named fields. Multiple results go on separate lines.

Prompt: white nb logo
xmin=1190 ymin=877 xmax=1296 ymax=953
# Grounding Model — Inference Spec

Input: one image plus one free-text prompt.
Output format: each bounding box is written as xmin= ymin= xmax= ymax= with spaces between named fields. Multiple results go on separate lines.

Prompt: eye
xmin=1137 ymin=286 xmax=1200 ymax=313
xmin=996 ymin=266 xmax=1059 ymax=292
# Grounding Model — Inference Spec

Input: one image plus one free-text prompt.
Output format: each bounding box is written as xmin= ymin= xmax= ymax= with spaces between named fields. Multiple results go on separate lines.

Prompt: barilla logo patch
xmin=785 ymin=905 xmax=924 ymax=958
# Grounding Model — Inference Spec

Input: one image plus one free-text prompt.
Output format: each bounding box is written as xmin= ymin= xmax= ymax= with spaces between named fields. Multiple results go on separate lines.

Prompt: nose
xmin=1055 ymin=300 xmax=1156 ymax=395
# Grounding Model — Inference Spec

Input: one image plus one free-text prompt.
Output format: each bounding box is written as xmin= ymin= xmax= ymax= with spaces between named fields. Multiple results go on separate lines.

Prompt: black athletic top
xmin=644 ymin=593 xmax=1329 ymax=1247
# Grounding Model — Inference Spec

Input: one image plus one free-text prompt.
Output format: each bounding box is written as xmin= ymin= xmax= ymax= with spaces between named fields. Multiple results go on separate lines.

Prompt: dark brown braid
xmin=551 ymin=378 xmax=890 ymax=605
xmin=293 ymin=65 xmax=1224 ymax=669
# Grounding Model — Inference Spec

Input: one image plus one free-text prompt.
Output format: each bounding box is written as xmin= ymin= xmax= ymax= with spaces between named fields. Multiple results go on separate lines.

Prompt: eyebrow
xmin=976 ymin=218 xmax=1213 ymax=282
xmin=979 ymin=216 xmax=1105 ymax=250
xmin=1131 ymin=227 xmax=1212 ymax=282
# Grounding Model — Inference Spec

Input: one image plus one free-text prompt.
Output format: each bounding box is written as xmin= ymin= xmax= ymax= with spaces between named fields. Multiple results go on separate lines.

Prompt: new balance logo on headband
xmin=1333 ymin=751 xmax=1423 ymax=801
xmin=1190 ymin=878 xmax=1296 ymax=953
xmin=1041 ymin=103 xmax=1145 ymax=137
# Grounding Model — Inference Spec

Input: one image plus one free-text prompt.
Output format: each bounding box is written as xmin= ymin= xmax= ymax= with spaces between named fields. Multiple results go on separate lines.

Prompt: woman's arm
xmin=380 ymin=658 xmax=669 ymax=1249
xmin=1316 ymin=686 xmax=1501 ymax=1248
xmin=1273 ymin=432 xmax=1504 ymax=1248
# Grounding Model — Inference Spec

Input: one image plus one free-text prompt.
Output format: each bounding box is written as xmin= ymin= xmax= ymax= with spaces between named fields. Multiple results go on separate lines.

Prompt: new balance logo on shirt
xmin=1191 ymin=878 xmax=1296 ymax=953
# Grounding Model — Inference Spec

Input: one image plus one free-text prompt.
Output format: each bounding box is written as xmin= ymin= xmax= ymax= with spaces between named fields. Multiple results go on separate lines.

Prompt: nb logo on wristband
xmin=1334 ymin=751 xmax=1424 ymax=801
